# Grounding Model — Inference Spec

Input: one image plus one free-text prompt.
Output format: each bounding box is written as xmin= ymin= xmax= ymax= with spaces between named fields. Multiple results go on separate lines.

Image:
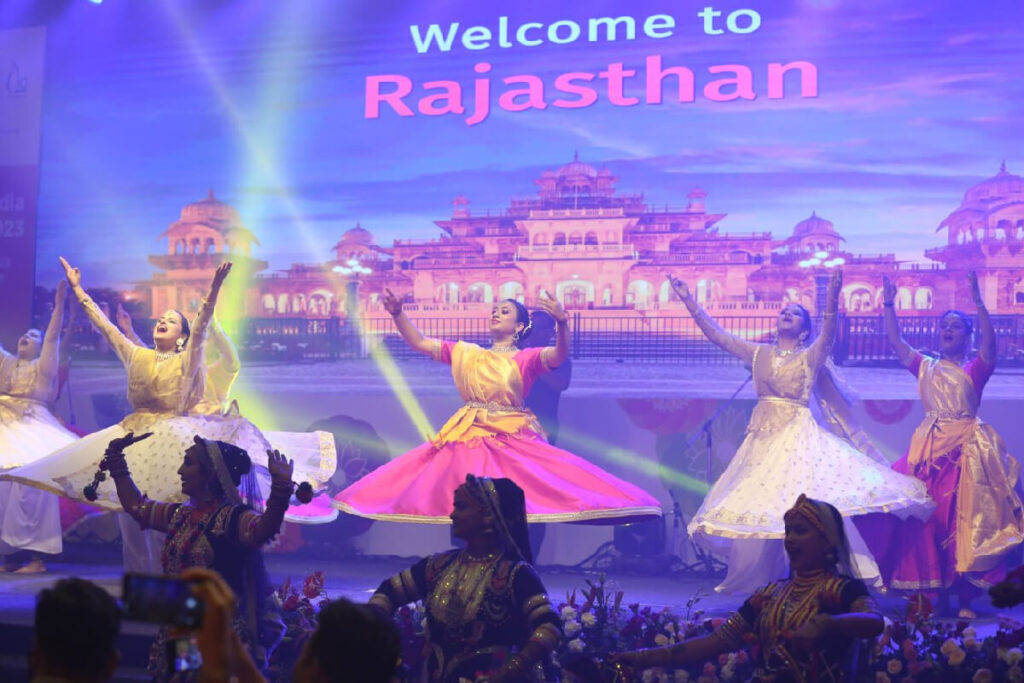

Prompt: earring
xmin=512 ymin=330 xmax=520 ymax=342
xmin=176 ymin=338 xmax=186 ymax=352
xmin=798 ymin=332 xmax=809 ymax=344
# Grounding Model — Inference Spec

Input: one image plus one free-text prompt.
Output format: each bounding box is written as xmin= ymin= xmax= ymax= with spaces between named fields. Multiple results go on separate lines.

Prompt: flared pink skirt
xmin=333 ymin=432 xmax=662 ymax=524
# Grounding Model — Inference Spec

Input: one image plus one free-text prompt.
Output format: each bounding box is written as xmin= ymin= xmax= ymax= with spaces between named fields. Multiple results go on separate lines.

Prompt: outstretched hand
xmin=382 ymin=288 xmax=403 ymax=316
xmin=266 ymin=449 xmax=294 ymax=484
xmin=211 ymin=262 xmax=233 ymax=292
xmin=106 ymin=431 xmax=152 ymax=454
xmin=968 ymin=271 xmax=983 ymax=306
xmin=827 ymin=268 xmax=843 ymax=300
xmin=59 ymin=257 xmax=82 ymax=288
xmin=665 ymin=273 xmax=692 ymax=302
xmin=55 ymin=279 xmax=68 ymax=304
xmin=881 ymin=275 xmax=897 ymax=306
xmin=115 ymin=303 xmax=132 ymax=330
xmin=537 ymin=290 xmax=568 ymax=323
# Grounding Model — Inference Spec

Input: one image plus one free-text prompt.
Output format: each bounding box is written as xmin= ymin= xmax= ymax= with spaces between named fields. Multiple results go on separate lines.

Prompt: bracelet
xmin=105 ymin=454 xmax=131 ymax=479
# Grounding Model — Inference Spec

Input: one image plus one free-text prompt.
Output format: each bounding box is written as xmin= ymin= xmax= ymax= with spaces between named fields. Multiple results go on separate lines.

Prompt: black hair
xmin=310 ymin=598 xmax=401 ymax=683
xmin=194 ymin=437 xmax=252 ymax=489
xmin=940 ymin=309 xmax=974 ymax=338
xmin=503 ymin=298 xmax=532 ymax=341
xmin=172 ymin=310 xmax=191 ymax=351
xmin=34 ymin=578 xmax=121 ymax=678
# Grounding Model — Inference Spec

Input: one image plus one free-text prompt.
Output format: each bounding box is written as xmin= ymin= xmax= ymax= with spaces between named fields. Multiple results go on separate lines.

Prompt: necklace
xmin=773 ymin=344 xmax=801 ymax=358
xmin=490 ymin=343 xmax=518 ymax=353
xmin=154 ymin=351 xmax=175 ymax=361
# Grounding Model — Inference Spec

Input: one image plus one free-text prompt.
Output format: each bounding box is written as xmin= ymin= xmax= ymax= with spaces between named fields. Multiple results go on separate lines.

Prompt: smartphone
xmin=122 ymin=573 xmax=205 ymax=628
xmin=167 ymin=636 xmax=203 ymax=674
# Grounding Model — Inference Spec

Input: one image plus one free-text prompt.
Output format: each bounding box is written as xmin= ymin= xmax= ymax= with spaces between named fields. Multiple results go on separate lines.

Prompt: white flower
xmin=1009 ymin=664 xmax=1024 ymax=683
xmin=564 ymin=620 xmax=582 ymax=636
xmin=1006 ymin=648 xmax=1024 ymax=665
xmin=560 ymin=606 xmax=578 ymax=621
xmin=641 ymin=670 xmax=657 ymax=683
xmin=665 ymin=621 xmax=676 ymax=634
xmin=654 ymin=633 xmax=669 ymax=646
xmin=721 ymin=663 xmax=736 ymax=680
xmin=581 ymin=611 xmax=597 ymax=627
xmin=568 ymin=638 xmax=585 ymax=653
xmin=965 ymin=636 xmax=979 ymax=651
xmin=962 ymin=626 xmax=977 ymax=639
xmin=673 ymin=671 xmax=690 ymax=683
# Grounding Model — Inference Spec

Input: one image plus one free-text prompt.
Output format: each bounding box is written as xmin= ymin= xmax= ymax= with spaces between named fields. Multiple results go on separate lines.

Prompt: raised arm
xmin=806 ymin=269 xmax=842 ymax=369
xmin=881 ymin=275 xmax=915 ymax=367
xmin=237 ymin=450 xmax=295 ymax=547
xmin=970 ymin=271 xmax=996 ymax=365
xmin=96 ymin=432 xmax=179 ymax=534
xmin=208 ymin=315 xmax=241 ymax=376
xmin=177 ymin=264 xmax=232 ymax=411
xmin=36 ymin=280 xmax=68 ymax=382
xmin=382 ymin=288 xmax=437 ymax=358
xmin=667 ymin=274 xmax=756 ymax=365
xmin=115 ymin=304 xmax=146 ymax=347
xmin=59 ymin=256 xmax=135 ymax=363
xmin=536 ymin=292 xmax=569 ymax=368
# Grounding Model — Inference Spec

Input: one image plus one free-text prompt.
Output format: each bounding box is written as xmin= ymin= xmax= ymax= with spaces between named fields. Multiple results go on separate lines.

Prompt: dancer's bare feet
xmin=13 ymin=558 xmax=47 ymax=574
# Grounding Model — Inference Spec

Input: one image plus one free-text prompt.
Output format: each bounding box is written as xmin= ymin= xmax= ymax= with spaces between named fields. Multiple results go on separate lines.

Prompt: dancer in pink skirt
xmin=334 ymin=290 xmax=662 ymax=524
xmin=859 ymin=272 xmax=1024 ymax=618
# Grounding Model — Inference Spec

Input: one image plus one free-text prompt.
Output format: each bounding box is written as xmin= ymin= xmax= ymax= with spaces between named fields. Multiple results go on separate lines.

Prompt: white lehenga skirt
xmin=687 ymin=403 xmax=935 ymax=593
xmin=0 ymin=403 xmax=79 ymax=555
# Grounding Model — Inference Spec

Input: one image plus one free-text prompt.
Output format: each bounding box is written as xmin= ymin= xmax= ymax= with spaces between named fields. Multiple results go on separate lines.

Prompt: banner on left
xmin=0 ymin=26 xmax=46 ymax=348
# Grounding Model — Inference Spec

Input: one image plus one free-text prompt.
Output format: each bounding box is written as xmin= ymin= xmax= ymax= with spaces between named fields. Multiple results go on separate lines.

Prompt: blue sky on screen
xmin=4 ymin=0 xmax=1021 ymax=288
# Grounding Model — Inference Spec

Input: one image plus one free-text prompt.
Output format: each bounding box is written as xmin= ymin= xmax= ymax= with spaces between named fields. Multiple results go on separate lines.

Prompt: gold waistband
xmin=925 ymin=409 xmax=974 ymax=420
xmin=757 ymin=396 xmax=808 ymax=408
xmin=464 ymin=400 xmax=526 ymax=414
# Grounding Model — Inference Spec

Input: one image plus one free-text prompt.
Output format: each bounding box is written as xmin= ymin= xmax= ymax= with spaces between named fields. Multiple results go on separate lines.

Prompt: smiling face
xmin=489 ymin=300 xmax=524 ymax=340
xmin=177 ymin=444 xmax=212 ymax=499
xmin=449 ymin=485 xmax=489 ymax=541
xmin=152 ymin=310 xmax=187 ymax=349
xmin=938 ymin=312 xmax=971 ymax=357
xmin=16 ymin=328 xmax=42 ymax=360
xmin=777 ymin=304 xmax=810 ymax=340
xmin=783 ymin=509 xmax=833 ymax=574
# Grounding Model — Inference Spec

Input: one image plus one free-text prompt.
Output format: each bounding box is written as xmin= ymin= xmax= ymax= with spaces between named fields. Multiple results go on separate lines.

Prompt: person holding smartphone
xmin=106 ymin=432 xmax=294 ymax=679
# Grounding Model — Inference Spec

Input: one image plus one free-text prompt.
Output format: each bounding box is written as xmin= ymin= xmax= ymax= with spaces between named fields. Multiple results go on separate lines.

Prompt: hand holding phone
xmin=122 ymin=573 xmax=205 ymax=628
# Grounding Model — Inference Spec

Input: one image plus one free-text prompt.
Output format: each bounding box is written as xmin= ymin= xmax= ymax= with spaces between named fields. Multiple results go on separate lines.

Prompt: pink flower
xmin=887 ymin=659 xmax=902 ymax=675
xmin=948 ymin=647 xmax=967 ymax=666
xmin=718 ymin=653 xmax=729 ymax=665
xmin=973 ymin=669 xmax=993 ymax=683
xmin=702 ymin=662 xmax=717 ymax=676
xmin=875 ymin=673 xmax=891 ymax=683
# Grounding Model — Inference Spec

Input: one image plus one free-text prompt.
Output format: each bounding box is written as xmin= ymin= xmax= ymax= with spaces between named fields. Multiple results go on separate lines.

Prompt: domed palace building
xmin=141 ymin=158 xmax=1024 ymax=327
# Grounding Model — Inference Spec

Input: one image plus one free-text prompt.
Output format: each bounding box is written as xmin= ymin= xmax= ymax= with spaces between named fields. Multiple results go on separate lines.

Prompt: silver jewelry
xmin=773 ymin=343 xmax=802 ymax=358
xmin=490 ymin=343 xmax=518 ymax=353
xmin=154 ymin=351 xmax=175 ymax=362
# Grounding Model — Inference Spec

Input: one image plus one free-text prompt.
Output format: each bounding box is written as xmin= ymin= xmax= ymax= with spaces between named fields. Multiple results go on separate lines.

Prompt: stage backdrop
xmin=0 ymin=26 xmax=45 ymax=349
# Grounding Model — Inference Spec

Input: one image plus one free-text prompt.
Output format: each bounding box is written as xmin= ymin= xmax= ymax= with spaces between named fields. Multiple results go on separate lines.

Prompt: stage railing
xmin=66 ymin=314 xmax=1024 ymax=366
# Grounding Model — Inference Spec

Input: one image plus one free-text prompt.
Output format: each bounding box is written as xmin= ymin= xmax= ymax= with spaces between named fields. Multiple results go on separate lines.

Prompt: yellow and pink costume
xmin=334 ymin=340 xmax=661 ymax=523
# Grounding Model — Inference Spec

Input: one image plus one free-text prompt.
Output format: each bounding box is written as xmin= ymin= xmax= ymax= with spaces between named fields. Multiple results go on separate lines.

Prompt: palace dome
xmin=339 ymin=222 xmax=373 ymax=245
xmin=179 ymin=189 xmax=239 ymax=225
xmin=963 ymin=162 xmax=1024 ymax=204
xmin=793 ymin=211 xmax=837 ymax=237
xmin=557 ymin=152 xmax=597 ymax=179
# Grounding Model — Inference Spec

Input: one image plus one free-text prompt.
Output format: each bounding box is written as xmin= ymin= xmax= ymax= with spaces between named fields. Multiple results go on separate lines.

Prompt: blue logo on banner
xmin=6 ymin=61 xmax=28 ymax=95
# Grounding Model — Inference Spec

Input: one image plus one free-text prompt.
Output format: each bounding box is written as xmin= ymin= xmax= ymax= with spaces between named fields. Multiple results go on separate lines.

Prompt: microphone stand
xmin=671 ymin=371 xmax=752 ymax=577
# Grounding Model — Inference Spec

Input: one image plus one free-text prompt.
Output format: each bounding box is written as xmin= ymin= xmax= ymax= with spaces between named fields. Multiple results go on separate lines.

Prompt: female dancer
xmin=672 ymin=270 xmax=933 ymax=593
xmin=1 ymin=258 xmax=245 ymax=570
xmin=860 ymin=272 xmax=1023 ymax=618
xmin=334 ymin=292 xmax=661 ymax=523
xmin=612 ymin=495 xmax=884 ymax=682
xmin=369 ymin=475 xmax=562 ymax=682
xmin=0 ymin=281 xmax=77 ymax=572
xmin=115 ymin=306 xmax=337 ymax=523
xmin=106 ymin=431 xmax=291 ymax=678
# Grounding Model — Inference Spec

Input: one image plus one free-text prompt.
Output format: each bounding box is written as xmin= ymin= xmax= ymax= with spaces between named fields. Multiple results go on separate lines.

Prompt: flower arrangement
xmin=269 ymin=572 xmax=1024 ymax=683
xmin=867 ymin=594 xmax=1024 ymax=683
xmin=266 ymin=571 xmax=329 ymax=682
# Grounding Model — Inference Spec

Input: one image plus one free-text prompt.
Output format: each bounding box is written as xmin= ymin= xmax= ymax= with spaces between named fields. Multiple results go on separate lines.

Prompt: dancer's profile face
xmin=178 ymin=445 xmax=209 ymax=498
xmin=16 ymin=328 xmax=42 ymax=360
xmin=450 ymin=485 xmax=487 ymax=541
xmin=783 ymin=510 xmax=831 ymax=573
xmin=777 ymin=304 xmax=809 ymax=338
xmin=938 ymin=313 xmax=970 ymax=356
xmin=489 ymin=301 xmax=523 ymax=339
xmin=153 ymin=310 xmax=186 ymax=347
